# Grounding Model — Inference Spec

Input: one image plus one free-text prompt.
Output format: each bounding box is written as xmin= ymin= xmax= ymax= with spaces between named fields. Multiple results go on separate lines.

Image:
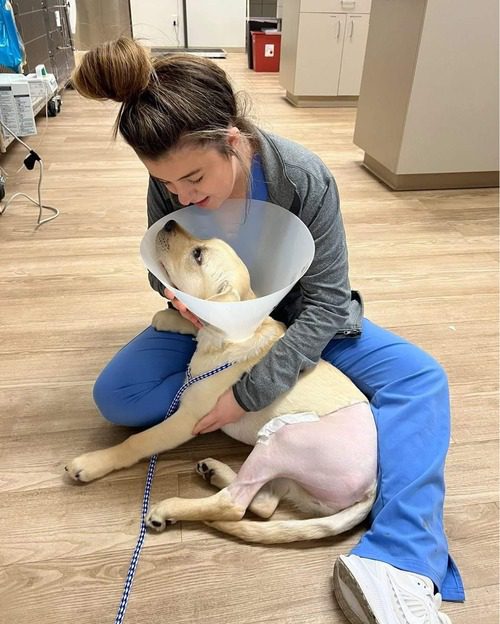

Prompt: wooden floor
xmin=0 ymin=54 xmax=498 ymax=623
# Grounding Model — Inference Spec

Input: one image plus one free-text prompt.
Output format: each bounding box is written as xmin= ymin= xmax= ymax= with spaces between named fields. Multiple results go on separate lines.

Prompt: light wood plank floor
xmin=0 ymin=54 xmax=498 ymax=624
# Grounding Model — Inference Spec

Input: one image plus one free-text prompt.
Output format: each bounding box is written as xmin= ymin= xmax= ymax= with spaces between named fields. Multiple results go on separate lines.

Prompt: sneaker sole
xmin=333 ymin=557 xmax=380 ymax=624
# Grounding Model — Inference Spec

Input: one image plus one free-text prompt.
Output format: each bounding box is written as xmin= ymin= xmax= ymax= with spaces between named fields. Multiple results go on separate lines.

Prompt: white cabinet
xmin=279 ymin=0 xmax=371 ymax=106
xmin=294 ymin=13 xmax=345 ymax=95
xmin=338 ymin=14 xmax=370 ymax=95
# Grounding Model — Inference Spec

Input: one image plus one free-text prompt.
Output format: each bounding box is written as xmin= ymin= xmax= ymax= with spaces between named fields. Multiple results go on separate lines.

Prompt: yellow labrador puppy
xmin=66 ymin=221 xmax=377 ymax=543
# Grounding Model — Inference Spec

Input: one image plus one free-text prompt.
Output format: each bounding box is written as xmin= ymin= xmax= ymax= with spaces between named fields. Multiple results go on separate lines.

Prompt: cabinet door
xmin=338 ymin=13 xmax=370 ymax=95
xmin=294 ymin=13 xmax=346 ymax=96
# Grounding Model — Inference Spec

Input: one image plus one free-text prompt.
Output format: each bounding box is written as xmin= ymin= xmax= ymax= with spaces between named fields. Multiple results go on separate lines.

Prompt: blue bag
xmin=0 ymin=1 xmax=24 ymax=72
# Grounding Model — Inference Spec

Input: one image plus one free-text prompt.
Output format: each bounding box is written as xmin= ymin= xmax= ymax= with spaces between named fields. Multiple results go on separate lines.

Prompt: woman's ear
xmin=227 ymin=125 xmax=241 ymax=147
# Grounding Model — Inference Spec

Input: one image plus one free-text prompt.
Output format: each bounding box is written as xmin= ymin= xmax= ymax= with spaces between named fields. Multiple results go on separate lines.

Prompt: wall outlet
xmin=172 ymin=14 xmax=178 ymax=27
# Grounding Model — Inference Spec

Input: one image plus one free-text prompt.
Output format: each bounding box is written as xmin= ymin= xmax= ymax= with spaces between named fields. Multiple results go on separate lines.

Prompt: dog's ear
xmin=207 ymin=280 xmax=241 ymax=302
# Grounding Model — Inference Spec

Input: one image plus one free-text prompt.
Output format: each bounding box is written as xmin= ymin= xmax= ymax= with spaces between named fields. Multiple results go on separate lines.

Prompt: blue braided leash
xmin=114 ymin=360 xmax=235 ymax=624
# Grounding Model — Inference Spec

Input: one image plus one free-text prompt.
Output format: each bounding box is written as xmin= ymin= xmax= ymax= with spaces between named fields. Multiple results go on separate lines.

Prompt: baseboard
xmin=363 ymin=154 xmax=500 ymax=190
xmin=285 ymin=92 xmax=358 ymax=108
xmin=151 ymin=47 xmax=227 ymax=58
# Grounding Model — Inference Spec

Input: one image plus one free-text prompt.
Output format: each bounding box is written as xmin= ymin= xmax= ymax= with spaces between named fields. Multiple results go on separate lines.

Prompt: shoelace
xmin=421 ymin=581 xmax=451 ymax=624
xmin=389 ymin=570 xmax=449 ymax=624
xmin=433 ymin=594 xmax=452 ymax=624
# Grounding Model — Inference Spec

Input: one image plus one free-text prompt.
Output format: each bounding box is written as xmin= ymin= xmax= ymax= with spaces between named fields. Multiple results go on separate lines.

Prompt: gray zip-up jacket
xmin=147 ymin=129 xmax=363 ymax=412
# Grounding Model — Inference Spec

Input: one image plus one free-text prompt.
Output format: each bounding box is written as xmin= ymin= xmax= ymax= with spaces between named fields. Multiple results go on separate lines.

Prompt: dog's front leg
xmin=152 ymin=308 xmax=197 ymax=335
xmin=146 ymin=488 xmax=246 ymax=532
xmin=65 ymin=406 xmax=199 ymax=483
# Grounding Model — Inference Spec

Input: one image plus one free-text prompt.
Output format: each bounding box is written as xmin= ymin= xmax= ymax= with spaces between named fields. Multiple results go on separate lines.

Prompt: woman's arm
xmin=233 ymin=177 xmax=355 ymax=412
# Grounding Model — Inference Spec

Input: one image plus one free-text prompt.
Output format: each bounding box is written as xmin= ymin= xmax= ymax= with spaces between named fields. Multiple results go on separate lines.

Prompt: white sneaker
xmin=333 ymin=555 xmax=452 ymax=624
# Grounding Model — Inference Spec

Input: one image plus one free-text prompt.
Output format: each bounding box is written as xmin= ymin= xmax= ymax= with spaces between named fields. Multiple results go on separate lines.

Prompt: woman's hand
xmin=192 ymin=388 xmax=246 ymax=435
xmin=165 ymin=288 xmax=203 ymax=329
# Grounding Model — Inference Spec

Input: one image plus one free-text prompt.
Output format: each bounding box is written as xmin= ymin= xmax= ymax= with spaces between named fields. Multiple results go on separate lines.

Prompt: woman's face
xmin=142 ymin=133 xmax=247 ymax=210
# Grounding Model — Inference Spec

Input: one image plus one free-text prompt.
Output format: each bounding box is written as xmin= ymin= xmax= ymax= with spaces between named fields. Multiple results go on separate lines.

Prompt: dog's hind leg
xmin=146 ymin=488 xmax=247 ymax=531
xmin=149 ymin=418 xmax=335 ymax=532
xmin=196 ymin=458 xmax=286 ymax=519
xmin=146 ymin=479 xmax=285 ymax=531
xmin=147 ymin=444 xmax=289 ymax=531
xmin=247 ymin=478 xmax=289 ymax=518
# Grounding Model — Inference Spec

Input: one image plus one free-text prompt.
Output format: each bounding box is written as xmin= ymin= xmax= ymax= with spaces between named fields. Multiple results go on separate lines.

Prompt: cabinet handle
xmin=350 ymin=20 xmax=354 ymax=38
xmin=337 ymin=20 xmax=341 ymax=39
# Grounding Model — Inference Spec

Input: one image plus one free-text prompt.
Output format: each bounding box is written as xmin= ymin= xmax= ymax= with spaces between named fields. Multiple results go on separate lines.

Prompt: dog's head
xmin=156 ymin=221 xmax=256 ymax=302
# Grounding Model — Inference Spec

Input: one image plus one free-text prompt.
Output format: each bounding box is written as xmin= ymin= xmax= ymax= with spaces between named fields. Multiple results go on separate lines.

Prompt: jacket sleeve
xmin=147 ymin=176 xmax=177 ymax=297
xmin=232 ymin=176 xmax=352 ymax=412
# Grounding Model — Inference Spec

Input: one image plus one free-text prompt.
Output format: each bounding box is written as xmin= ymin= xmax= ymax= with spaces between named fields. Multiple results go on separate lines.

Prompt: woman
xmin=72 ymin=38 xmax=464 ymax=623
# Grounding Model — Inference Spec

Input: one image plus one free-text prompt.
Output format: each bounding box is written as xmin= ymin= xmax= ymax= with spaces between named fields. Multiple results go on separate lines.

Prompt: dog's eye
xmin=192 ymin=247 xmax=203 ymax=265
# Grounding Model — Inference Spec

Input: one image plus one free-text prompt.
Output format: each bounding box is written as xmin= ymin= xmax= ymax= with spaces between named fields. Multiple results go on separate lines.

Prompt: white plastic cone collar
xmin=140 ymin=199 xmax=315 ymax=340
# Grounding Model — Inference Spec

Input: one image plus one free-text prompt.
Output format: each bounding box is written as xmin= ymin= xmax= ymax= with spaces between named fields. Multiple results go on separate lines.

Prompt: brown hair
xmin=72 ymin=37 xmax=257 ymax=160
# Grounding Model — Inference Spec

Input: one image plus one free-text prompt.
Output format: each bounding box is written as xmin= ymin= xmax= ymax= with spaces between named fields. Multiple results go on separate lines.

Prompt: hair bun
xmin=72 ymin=37 xmax=152 ymax=103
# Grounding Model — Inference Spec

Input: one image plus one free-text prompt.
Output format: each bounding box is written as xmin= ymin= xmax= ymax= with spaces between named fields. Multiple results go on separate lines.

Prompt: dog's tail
xmin=204 ymin=489 xmax=376 ymax=544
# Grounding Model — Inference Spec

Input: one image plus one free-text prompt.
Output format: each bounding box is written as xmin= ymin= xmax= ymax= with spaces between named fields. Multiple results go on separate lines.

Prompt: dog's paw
xmin=145 ymin=501 xmax=178 ymax=532
xmin=152 ymin=309 xmax=197 ymax=335
xmin=195 ymin=458 xmax=234 ymax=489
xmin=196 ymin=458 xmax=217 ymax=483
xmin=152 ymin=309 xmax=174 ymax=332
xmin=64 ymin=450 xmax=117 ymax=483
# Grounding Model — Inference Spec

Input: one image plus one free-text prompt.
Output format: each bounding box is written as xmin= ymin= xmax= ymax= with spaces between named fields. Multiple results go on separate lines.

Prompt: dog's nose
xmin=164 ymin=220 xmax=176 ymax=232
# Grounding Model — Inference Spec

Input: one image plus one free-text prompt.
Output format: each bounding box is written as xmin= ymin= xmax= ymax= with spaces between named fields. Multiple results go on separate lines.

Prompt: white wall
xmin=188 ymin=0 xmax=246 ymax=48
xmin=130 ymin=0 xmax=184 ymax=48
xmin=129 ymin=0 xmax=247 ymax=48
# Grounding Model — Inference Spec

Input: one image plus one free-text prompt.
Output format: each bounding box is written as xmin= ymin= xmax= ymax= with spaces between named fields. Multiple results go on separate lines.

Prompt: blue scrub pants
xmin=93 ymin=318 xmax=465 ymax=602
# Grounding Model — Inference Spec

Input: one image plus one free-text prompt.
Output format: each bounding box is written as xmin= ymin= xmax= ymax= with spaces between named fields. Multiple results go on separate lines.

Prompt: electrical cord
xmin=0 ymin=117 xmax=59 ymax=227
xmin=0 ymin=78 xmax=51 ymax=179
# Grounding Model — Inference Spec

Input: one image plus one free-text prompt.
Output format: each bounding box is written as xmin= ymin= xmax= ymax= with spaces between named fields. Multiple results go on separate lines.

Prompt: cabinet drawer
xmin=300 ymin=0 xmax=371 ymax=13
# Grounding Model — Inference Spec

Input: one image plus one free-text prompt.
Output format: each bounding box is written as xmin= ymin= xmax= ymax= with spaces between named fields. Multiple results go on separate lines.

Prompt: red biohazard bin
xmin=251 ymin=31 xmax=281 ymax=72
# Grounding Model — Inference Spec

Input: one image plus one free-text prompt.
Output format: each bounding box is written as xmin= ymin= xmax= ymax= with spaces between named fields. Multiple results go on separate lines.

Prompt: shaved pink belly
xmin=228 ymin=402 xmax=377 ymax=512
